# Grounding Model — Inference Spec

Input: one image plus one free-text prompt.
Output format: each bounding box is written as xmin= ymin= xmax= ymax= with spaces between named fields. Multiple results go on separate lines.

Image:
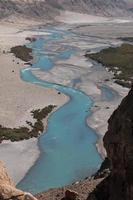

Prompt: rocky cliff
xmin=88 ymin=86 xmax=133 ymax=200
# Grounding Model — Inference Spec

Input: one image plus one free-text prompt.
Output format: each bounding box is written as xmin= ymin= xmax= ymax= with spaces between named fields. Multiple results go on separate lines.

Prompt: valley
xmin=0 ymin=1 xmax=133 ymax=200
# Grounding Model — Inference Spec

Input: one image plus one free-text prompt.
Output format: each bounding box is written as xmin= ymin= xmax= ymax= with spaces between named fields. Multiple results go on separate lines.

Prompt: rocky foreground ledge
xmin=0 ymin=160 xmax=37 ymax=200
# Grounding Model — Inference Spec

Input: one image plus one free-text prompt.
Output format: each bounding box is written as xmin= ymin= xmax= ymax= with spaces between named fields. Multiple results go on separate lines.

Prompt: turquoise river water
xmin=18 ymin=28 xmax=102 ymax=194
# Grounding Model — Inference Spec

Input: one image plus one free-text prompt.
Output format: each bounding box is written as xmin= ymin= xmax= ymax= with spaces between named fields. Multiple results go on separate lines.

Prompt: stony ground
xmin=36 ymin=177 xmax=103 ymax=200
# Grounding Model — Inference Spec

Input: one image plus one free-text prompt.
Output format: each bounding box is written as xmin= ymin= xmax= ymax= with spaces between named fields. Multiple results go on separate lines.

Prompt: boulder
xmin=65 ymin=189 xmax=78 ymax=200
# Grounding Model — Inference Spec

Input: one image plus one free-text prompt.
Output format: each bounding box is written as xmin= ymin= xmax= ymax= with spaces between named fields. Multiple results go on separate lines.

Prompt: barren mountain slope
xmin=0 ymin=0 xmax=133 ymax=20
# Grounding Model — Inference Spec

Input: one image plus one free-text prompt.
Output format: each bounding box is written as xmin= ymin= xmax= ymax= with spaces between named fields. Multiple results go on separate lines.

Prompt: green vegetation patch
xmin=118 ymin=37 xmax=133 ymax=42
xmin=0 ymin=126 xmax=30 ymax=142
xmin=86 ymin=43 xmax=133 ymax=87
xmin=31 ymin=105 xmax=56 ymax=121
xmin=0 ymin=105 xmax=56 ymax=143
xmin=10 ymin=45 xmax=33 ymax=62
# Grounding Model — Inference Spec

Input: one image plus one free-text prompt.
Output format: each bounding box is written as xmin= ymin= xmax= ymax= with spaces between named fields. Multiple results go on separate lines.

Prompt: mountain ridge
xmin=0 ymin=0 xmax=133 ymax=20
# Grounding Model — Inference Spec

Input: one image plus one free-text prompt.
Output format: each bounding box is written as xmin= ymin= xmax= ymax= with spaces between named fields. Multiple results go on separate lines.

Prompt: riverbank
xmin=86 ymin=43 xmax=133 ymax=88
xmin=86 ymin=81 xmax=129 ymax=158
xmin=36 ymin=176 xmax=103 ymax=200
xmin=71 ymin=55 xmax=129 ymax=158
xmin=0 ymin=22 xmax=68 ymax=184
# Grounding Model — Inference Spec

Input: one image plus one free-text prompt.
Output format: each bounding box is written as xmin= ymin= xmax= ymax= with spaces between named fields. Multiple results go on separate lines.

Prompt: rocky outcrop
xmin=0 ymin=160 xmax=38 ymax=200
xmin=64 ymin=190 xmax=79 ymax=200
xmin=88 ymin=86 xmax=133 ymax=200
